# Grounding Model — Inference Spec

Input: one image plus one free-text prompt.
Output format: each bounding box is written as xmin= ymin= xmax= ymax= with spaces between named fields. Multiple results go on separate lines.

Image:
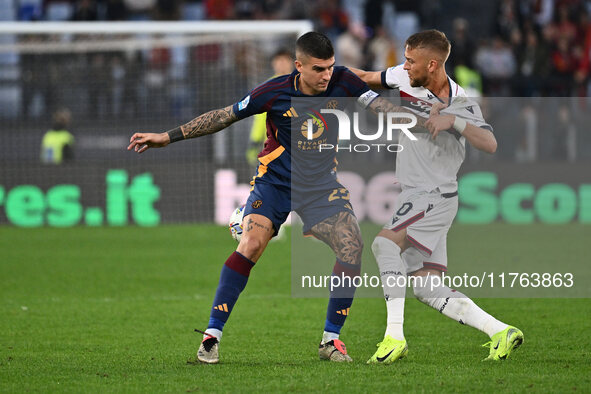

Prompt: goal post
xmin=0 ymin=20 xmax=312 ymax=227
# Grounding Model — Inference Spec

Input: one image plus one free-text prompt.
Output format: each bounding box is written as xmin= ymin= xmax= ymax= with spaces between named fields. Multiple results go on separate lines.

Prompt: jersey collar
xmin=426 ymin=76 xmax=452 ymax=104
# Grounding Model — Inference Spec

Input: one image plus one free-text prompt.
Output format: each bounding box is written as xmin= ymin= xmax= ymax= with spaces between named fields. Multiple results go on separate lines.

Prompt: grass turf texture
xmin=1 ymin=224 xmax=589 ymax=393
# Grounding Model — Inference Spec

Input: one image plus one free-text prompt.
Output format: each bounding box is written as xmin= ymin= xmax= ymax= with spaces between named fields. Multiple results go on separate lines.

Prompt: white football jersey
xmin=382 ymin=65 xmax=492 ymax=193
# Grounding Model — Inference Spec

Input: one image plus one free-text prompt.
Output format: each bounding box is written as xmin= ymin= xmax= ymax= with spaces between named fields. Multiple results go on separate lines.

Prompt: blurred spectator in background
xmin=514 ymin=30 xmax=550 ymax=96
xmin=20 ymin=34 xmax=62 ymax=118
xmin=234 ymin=0 xmax=258 ymax=19
xmin=122 ymin=51 xmax=143 ymax=118
xmin=316 ymin=0 xmax=349 ymax=42
xmin=364 ymin=0 xmax=384 ymax=34
xmin=41 ymin=108 xmax=74 ymax=164
xmin=475 ymin=36 xmax=516 ymax=96
xmin=87 ymin=52 xmax=111 ymax=118
xmin=259 ymin=0 xmax=285 ymax=19
xmin=246 ymin=49 xmax=294 ymax=166
xmin=71 ymin=0 xmax=98 ymax=21
xmin=153 ymin=0 xmax=180 ymax=20
xmin=391 ymin=0 xmax=421 ymax=42
xmin=336 ymin=22 xmax=366 ymax=69
xmin=105 ymin=0 xmax=129 ymax=20
xmin=496 ymin=0 xmax=520 ymax=42
xmin=123 ymin=0 xmax=156 ymax=20
xmin=367 ymin=25 xmax=397 ymax=71
xmin=448 ymin=18 xmax=476 ymax=71
xmin=550 ymin=36 xmax=577 ymax=95
xmin=530 ymin=0 xmax=555 ymax=27
xmin=145 ymin=37 xmax=171 ymax=116
xmin=448 ymin=18 xmax=482 ymax=96
xmin=205 ymin=0 xmax=235 ymax=19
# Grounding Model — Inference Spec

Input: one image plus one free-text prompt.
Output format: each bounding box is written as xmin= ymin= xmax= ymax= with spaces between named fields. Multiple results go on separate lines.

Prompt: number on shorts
xmin=328 ymin=188 xmax=350 ymax=202
xmin=396 ymin=202 xmax=413 ymax=216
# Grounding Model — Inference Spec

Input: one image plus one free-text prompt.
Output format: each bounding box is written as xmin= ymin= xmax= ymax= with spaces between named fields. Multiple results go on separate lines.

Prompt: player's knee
xmin=237 ymin=236 xmax=265 ymax=260
xmin=371 ymin=236 xmax=401 ymax=258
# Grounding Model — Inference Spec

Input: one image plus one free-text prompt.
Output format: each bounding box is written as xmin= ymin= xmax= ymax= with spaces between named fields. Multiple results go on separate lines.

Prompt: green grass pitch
xmin=1 ymin=224 xmax=589 ymax=392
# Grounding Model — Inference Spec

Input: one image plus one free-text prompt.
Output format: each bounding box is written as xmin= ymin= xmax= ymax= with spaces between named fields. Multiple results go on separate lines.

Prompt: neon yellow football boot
xmin=482 ymin=326 xmax=524 ymax=361
xmin=367 ymin=336 xmax=408 ymax=364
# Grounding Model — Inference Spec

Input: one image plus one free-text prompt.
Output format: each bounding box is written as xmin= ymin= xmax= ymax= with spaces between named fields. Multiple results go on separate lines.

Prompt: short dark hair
xmin=405 ymin=29 xmax=451 ymax=61
xmin=295 ymin=32 xmax=334 ymax=60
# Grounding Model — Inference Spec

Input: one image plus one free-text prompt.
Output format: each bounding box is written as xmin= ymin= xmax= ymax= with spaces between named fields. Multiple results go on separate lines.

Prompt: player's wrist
xmin=452 ymin=116 xmax=467 ymax=134
xmin=166 ymin=127 xmax=184 ymax=144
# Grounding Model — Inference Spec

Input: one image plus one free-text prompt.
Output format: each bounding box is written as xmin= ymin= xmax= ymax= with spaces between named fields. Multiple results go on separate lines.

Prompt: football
xmin=228 ymin=205 xmax=245 ymax=242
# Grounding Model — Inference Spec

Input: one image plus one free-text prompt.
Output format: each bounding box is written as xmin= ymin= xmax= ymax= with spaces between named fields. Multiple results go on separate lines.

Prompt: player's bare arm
xmin=426 ymin=104 xmax=497 ymax=153
xmin=348 ymin=68 xmax=383 ymax=90
xmin=368 ymin=96 xmax=429 ymax=131
xmin=127 ymin=105 xmax=238 ymax=153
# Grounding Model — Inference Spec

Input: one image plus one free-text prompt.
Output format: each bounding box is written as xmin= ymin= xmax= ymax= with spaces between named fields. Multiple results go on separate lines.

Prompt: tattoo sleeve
xmin=368 ymin=96 xmax=429 ymax=132
xmin=179 ymin=105 xmax=239 ymax=139
xmin=309 ymin=211 xmax=363 ymax=266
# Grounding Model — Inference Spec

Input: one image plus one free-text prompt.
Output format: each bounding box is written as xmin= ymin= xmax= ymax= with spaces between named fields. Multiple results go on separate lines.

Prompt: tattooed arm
xmin=368 ymin=96 xmax=429 ymax=133
xmin=127 ymin=105 xmax=238 ymax=154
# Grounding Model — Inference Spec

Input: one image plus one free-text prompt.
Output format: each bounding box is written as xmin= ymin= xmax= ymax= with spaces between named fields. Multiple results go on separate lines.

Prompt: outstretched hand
xmin=127 ymin=132 xmax=170 ymax=154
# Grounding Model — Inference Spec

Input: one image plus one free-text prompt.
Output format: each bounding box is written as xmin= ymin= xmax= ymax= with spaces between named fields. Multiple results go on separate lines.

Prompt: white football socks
xmin=372 ymin=236 xmax=406 ymax=341
xmin=322 ymin=331 xmax=339 ymax=344
xmin=204 ymin=328 xmax=223 ymax=341
xmin=413 ymin=275 xmax=508 ymax=338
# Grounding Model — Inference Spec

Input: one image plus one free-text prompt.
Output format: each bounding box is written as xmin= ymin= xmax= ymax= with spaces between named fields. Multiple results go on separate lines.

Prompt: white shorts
xmin=383 ymin=188 xmax=458 ymax=273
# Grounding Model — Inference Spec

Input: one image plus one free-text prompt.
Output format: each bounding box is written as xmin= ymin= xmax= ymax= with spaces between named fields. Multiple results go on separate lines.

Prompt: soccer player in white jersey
xmin=352 ymin=30 xmax=523 ymax=363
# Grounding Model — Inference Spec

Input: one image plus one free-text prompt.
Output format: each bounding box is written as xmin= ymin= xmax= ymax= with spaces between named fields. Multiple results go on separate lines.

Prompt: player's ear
xmin=295 ymin=59 xmax=303 ymax=72
xmin=428 ymin=59 xmax=438 ymax=73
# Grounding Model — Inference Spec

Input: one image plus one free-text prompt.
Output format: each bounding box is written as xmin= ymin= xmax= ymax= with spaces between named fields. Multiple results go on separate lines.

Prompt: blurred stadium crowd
xmin=1 ymin=0 xmax=589 ymax=162
xmin=5 ymin=0 xmax=590 ymax=98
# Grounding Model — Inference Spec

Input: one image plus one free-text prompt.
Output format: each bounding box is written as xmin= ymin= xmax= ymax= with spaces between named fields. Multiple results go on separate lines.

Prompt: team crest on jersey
xmin=251 ymin=200 xmax=263 ymax=209
xmin=326 ymin=99 xmax=338 ymax=109
xmin=238 ymin=95 xmax=250 ymax=111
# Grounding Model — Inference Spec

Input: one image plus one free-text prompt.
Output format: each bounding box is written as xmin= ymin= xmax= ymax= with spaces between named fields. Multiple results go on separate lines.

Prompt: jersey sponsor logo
xmin=391 ymin=217 xmax=399 ymax=225
xmin=465 ymin=106 xmax=474 ymax=114
xmin=408 ymin=98 xmax=432 ymax=114
xmin=251 ymin=199 xmax=263 ymax=209
xmin=301 ymin=111 xmax=327 ymax=140
xmin=238 ymin=95 xmax=250 ymax=111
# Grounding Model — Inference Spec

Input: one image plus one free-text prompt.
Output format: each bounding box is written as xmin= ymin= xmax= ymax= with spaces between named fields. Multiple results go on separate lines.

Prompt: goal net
xmin=0 ymin=21 xmax=311 ymax=227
